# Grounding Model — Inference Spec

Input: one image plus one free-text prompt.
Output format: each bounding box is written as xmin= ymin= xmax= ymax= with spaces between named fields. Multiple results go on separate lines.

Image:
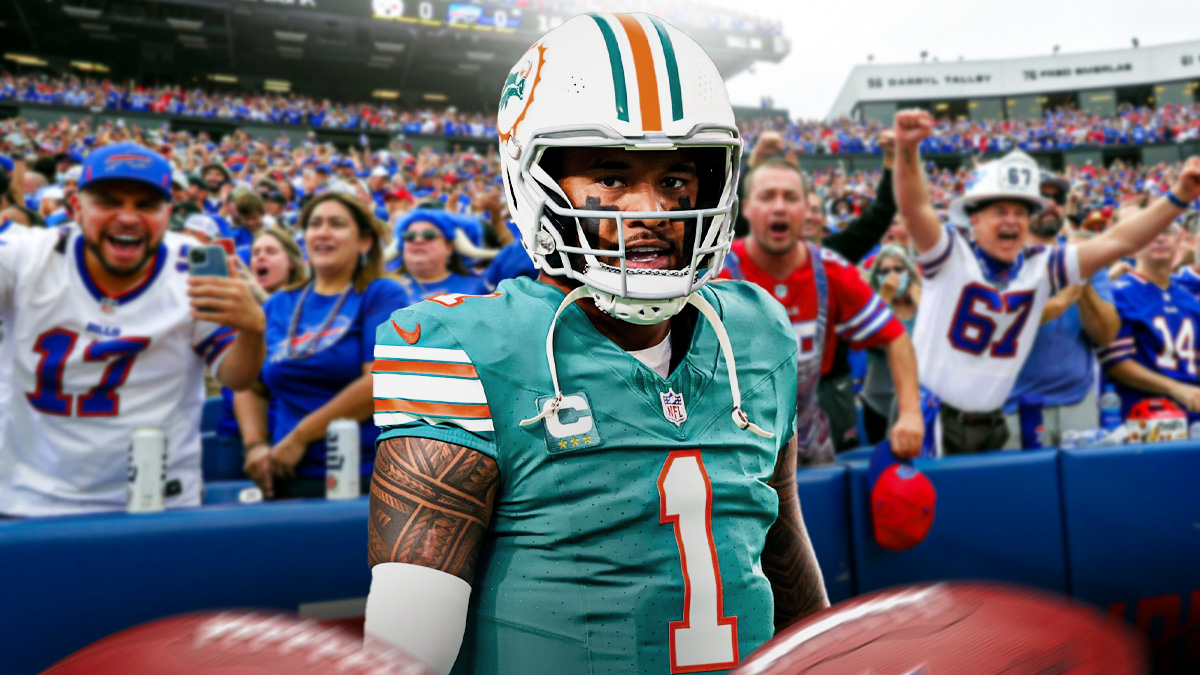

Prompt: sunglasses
xmin=878 ymin=266 xmax=906 ymax=275
xmin=403 ymin=229 xmax=441 ymax=243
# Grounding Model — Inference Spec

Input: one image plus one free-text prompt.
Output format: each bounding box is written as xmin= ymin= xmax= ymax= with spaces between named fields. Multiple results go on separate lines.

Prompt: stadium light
xmin=274 ymin=30 xmax=307 ymax=43
xmin=70 ymin=60 xmax=109 ymax=73
xmin=207 ymin=74 xmax=238 ymax=84
xmin=369 ymin=55 xmax=395 ymax=68
xmin=466 ymin=51 xmax=494 ymax=62
xmin=166 ymin=18 xmax=203 ymax=31
xmin=62 ymin=3 xmax=103 ymax=20
xmin=4 ymin=53 xmax=48 ymax=67
xmin=374 ymin=90 xmax=401 ymax=100
xmin=423 ymin=93 xmax=448 ymax=102
xmin=374 ymin=42 xmax=406 ymax=53
xmin=264 ymin=79 xmax=291 ymax=92
xmin=458 ymin=64 xmax=482 ymax=73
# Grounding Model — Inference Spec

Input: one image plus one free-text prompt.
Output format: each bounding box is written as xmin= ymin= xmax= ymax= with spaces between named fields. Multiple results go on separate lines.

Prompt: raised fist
xmin=893 ymin=109 xmax=933 ymax=149
xmin=878 ymin=129 xmax=896 ymax=157
xmin=1173 ymin=156 xmax=1200 ymax=204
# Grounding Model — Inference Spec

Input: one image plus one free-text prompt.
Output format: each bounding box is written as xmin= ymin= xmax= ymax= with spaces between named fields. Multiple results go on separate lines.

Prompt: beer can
xmin=128 ymin=427 xmax=167 ymax=514
xmin=325 ymin=418 xmax=361 ymax=500
xmin=1018 ymin=395 xmax=1045 ymax=450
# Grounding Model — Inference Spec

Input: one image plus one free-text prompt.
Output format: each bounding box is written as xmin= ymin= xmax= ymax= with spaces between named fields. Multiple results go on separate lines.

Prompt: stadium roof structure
xmin=1 ymin=0 xmax=789 ymax=111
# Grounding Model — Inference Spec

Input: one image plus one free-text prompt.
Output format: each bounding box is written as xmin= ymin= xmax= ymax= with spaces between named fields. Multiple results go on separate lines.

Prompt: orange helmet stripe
xmin=614 ymin=14 xmax=663 ymax=132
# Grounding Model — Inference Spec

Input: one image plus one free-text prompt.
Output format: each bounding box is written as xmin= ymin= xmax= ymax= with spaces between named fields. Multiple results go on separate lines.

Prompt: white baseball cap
xmin=183 ymin=214 xmax=222 ymax=240
xmin=370 ymin=166 xmax=390 ymax=178
xmin=62 ymin=166 xmax=83 ymax=183
xmin=41 ymin=186 xmax=65 ymax=202
xmin=950 ymin=150 xmax=1051 ymax=223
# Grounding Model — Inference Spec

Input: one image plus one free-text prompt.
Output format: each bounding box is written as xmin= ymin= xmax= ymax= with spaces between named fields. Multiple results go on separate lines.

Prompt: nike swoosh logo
xmin=392 ymin=320 xmax=420 ymax=345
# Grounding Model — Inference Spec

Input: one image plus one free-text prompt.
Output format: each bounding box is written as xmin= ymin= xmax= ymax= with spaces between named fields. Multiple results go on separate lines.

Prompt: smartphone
xmin=188 ymin=245 xmax=229 ymax=278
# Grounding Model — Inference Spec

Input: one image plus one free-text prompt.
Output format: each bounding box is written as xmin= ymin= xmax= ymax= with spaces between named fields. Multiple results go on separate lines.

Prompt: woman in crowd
xmin=237 ymin=193 xmax=409 ymax=498
xmin=210 ymin=229 xmax=309 ymax=469
xmin=860 ymin=244 xmax=922 ymax=444
xmin=388 ymin=209 xmax=488 ymax=301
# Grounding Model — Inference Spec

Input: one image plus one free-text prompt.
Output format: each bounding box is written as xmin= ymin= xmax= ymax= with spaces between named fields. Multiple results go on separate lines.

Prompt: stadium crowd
xmin=4 ymin=70 xmax=1199 ymax=150
xmin=1 ymin=97 xmax=1199 ymax=515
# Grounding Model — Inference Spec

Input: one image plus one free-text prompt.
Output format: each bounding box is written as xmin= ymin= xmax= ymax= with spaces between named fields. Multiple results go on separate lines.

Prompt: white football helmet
xmin=950 ymin=149 xmax=1052 ymax=224
xmin=498 ymin=13 xmax=742 ymax=325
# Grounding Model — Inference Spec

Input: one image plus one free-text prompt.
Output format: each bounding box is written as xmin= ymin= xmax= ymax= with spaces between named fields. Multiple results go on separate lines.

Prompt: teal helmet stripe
xmin=646 ymin=15 xmax=683 ymax=122
xmin=587 ymin=13 xmax=630 ymax=123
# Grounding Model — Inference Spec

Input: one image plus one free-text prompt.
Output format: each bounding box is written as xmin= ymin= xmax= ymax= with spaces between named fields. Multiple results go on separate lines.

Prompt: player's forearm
xmin=289 ymin=369 xmax=374 ymax=446
xmin=1107 ymin=359 xmax=1181 ymax=398
xmin=233 ymin=388 xmax=271 ymax=447
xmin=764 ymin=437 xmax=830 ymax=631
xmin=892 ymin=145 xmax=941 ymax=255
xmin=1077 ymin=286 xmax=1120 ymax=347
xmin=215 ymin=331 xmax=266 ymax=391
xmin=1078 ymin=197 xmax=1186 ymax=278
xmin=368 ymin=436 xmax=499 ymax=579
xmin=883 ymin=332 xmax=920 ymax=417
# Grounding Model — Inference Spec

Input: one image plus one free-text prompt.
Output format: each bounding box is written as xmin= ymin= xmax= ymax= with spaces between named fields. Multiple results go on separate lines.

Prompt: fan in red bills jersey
xmin=720 ymin=157 xmax=925 ymax=465
xmin=0 ymin=142 xmax=266 ymax=517
xmin=892 ymin=108 xmax=1200 ymax=454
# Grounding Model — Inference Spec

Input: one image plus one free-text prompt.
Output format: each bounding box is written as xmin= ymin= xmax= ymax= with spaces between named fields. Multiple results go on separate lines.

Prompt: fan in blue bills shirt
xmin=387 ymin=210 xmax=488 ymax=302
xmin=260 ymin=277 xmax=410 ymax=481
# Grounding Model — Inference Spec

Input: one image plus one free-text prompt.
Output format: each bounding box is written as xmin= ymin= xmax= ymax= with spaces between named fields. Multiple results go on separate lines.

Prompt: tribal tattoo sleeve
xmin=763 ymin=435 xmax=831 ymax=631
xmin=368 ymin=436 xmax=500 ymax=583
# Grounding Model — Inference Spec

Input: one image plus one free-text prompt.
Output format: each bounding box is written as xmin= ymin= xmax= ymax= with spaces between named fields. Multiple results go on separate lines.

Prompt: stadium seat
xmin=201 ymin=432 xmax=247 ymax=482
xmin=200 ymin=395 xmax=223 ymax=435
xmin=847 ymin=449 xmax=1069 ymax=596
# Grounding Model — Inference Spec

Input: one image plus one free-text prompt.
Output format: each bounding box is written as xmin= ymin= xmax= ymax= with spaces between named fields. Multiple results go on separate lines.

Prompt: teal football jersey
xmin=373 ymin=277 xmax=799 ymax=675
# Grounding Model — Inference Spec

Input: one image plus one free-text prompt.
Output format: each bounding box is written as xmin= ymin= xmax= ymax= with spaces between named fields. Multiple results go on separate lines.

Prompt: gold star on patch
xmin=571 ymin=437 xmax=579 ymax=446
xmin=583 ymin=435 xmax=591 ymax=443
xmin=558 ymin=440 xmax=567 ymax=449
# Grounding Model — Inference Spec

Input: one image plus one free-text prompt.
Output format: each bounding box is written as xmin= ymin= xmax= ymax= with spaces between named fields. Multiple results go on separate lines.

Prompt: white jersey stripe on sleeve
xmin=851 ymin=306 xmax=895 ymax=342
xmin=374 ymin=411 xmax=495 ymax=433
xmin=374 ymin=344 xmax=472 ymax=363
xmin=374 ymin=373 xmax=488 ymax=404
xmin=835 ymin=295 xmax=882 ymax=332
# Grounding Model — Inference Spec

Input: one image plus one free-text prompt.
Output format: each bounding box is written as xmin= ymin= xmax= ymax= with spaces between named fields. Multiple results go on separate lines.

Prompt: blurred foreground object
xmin=733 ymin=582 xmax=1147 ymax=675
xmin=42 ymin=611 xmax=435 ymax=675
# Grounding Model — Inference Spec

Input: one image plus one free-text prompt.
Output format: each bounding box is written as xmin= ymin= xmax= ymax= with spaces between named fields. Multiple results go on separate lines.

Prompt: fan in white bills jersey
xmin=0 ymin=219 xmax=29 ymax=460
xmin=912 ymin=225 xmax=1081 ymax=411
xmin=0 ymin=226 xmax=237 ymax=515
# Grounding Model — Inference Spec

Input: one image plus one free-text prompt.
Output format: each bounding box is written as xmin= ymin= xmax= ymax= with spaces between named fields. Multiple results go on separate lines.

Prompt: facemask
xmin=893 ymin=271 xmax=910 ymax=297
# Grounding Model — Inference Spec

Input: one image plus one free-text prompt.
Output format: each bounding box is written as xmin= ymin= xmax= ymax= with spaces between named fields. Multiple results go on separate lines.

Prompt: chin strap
xmin=686 ymin=293 xmax=774 ymax=439
xmin=518 ymin=286 xmax=773 ymax=439
xmin=518 ymin=285 xmax=592 ymax=428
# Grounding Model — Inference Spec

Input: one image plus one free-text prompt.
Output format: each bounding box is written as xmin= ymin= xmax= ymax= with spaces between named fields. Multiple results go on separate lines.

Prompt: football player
xmin=0 ymin=142 xmax=265 ymax=517
xmin=893 ymin=109 xmax=1200 ymax=453
xmin=364 ymin=14 xmax=828 ymax=675
xmin=1099 ymin=223 xmax=1200 ymax=417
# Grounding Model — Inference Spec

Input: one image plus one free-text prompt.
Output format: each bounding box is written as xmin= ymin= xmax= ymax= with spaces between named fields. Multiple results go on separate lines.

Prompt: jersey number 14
xmin=658 ymin=450 xmax=740 ymax=673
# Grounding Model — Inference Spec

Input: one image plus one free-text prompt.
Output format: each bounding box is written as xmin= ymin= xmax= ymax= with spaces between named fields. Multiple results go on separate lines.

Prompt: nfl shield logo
xmin=660 ymin=388 xmax=687 ymax=427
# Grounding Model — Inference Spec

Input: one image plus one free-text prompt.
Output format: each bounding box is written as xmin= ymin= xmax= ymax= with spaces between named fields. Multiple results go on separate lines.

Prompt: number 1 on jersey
xmin=658 ymin=450 xmax=739 ymax=673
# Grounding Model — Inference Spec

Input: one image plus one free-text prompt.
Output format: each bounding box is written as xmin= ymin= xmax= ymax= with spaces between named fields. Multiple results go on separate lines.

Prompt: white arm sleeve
xmin=363 ymin=562 xmax=472 ymax=675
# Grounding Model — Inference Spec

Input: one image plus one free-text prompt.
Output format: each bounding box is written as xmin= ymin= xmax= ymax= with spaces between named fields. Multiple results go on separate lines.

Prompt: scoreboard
xmin=369 ymin=0 xmax=526 ymax=33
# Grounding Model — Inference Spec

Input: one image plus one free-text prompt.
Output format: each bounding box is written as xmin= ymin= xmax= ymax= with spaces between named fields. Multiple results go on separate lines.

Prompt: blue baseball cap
xmin=79 ymin=142 xmax=173 ymax=201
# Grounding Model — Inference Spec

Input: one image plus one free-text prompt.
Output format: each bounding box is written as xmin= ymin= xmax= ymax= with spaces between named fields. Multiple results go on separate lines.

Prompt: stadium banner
xmin=829 ymin=39 xmax=1200 ymax=117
